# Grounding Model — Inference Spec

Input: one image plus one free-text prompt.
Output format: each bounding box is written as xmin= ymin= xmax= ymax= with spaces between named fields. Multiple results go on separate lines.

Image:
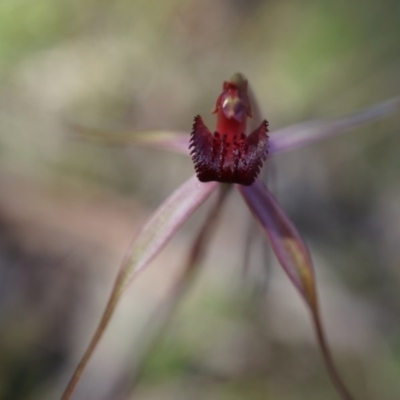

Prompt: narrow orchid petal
xmin=70 ymin=123 xmax=190 ymax=154
xmin=238 ymin=181 xmax=314 ymax=302
xmin=270 ymin=96 xmax=400 ymax=154
xmin=61 ymin=175 xmax=217 ymax=400
xmin=124 ymin=185 xmax=230 ymax=396
xmin=238 ymin=181 xmax=354 ymax=400
xmin=117 ymin=175 xmax=218 ymax=292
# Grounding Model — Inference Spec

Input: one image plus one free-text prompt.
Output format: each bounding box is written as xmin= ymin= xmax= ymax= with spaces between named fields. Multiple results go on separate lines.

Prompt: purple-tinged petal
xmin=70 ymin=122 xmax=190 ymax=154
xmin=270 ymin=96 xmax=400 ymax=155
xmin=238 ymin=181 xmax=314 ymax=302
xmin=61 ymin=175 xmax=217 ymax=400
xmin=124 ymin=185 xmax=230 ymax=396
xmin=238 ymin=180 xmax=354 ymax=400
xmin=118 ymin=175 xmax=217 ymax=290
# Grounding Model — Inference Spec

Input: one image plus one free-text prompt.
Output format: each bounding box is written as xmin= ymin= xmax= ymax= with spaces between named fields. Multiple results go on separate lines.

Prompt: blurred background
xmin=0 ymin=0 xmax=400 ymax=399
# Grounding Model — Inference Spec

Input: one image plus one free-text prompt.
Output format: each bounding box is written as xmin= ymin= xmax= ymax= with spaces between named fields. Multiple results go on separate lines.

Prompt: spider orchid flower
xmin=62 ymin=74 xmax=400 ymax=400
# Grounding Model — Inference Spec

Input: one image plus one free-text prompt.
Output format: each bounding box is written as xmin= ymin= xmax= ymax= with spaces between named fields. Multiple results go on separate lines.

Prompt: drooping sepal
xmin=189 ymin=115 xmax=269 ymax=186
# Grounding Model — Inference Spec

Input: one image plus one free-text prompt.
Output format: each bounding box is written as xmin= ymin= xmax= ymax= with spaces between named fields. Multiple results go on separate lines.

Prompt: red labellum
xmin=190 ymin=74 xmax=269 ymax=186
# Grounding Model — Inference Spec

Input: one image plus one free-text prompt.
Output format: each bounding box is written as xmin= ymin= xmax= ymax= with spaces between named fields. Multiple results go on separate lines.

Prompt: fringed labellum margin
xmin=190 ymin=74 xmax=269 ymax=186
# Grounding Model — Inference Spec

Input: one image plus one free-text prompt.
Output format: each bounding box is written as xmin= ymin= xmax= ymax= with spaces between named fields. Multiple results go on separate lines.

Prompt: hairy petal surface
xmin=70 ymin=122 xmax=190 ymax=154
xmin=190 ymin=116 xmax=268 ymax=185
xmin=270 ymin=96 xmax=400 ymax=154
xmin=61 ymin=175 xmax=217 ymax=400
xmin=238 ymin=181 xmax=354 ymax=400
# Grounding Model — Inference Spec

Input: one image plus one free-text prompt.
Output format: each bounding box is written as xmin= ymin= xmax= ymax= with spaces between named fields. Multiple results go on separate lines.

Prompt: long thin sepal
xmin=122 ymin=185 xmax=231 ymax=397
xmin=270 ymin=96 xmax=400 ymax=154
xmin=238 ymin=181 xmax=354 ymax=400
xmin=70 ymin=123 xmax=190 ymax=154
xmin=61 ymin=175 xmax=217 ymax=400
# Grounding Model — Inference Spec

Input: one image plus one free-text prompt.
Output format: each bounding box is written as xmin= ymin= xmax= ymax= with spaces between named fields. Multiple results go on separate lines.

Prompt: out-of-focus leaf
xmin=238 ymin=180 xmax=354 ymax=400
xmin=61 ymin=175 xmax=217 ymax=400
xmin=269 ymin=96 xmax=400 ymax=154
xmin=70 ymin=123 xmax=190 ymax=154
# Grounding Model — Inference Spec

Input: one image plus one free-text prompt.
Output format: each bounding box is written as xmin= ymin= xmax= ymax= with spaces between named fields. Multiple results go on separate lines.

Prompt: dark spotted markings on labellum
xmin=190 ymin=73 xmax=269 ymax=185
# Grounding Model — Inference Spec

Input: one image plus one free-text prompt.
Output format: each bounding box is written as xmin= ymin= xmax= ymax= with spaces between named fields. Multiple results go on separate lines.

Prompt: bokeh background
xmin=0 ymin=0 xmax=400 ymax=399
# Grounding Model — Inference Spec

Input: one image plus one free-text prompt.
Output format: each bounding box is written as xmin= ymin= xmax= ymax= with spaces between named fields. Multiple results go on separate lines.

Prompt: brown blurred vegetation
xmin=0 ymin=0 xmax=400 ymax=399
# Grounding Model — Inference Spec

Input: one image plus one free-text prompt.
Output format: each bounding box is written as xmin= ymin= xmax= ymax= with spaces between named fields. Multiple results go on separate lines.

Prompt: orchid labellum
xmin=190 ymin=74 xmax=269 ymax=185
